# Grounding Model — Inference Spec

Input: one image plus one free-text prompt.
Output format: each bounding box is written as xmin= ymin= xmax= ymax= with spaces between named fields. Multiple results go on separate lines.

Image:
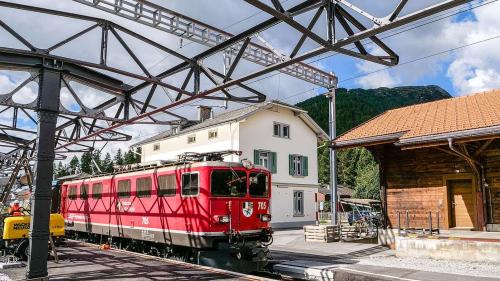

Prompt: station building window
xmin=208 ymin=130 xmax=218 ymax=139
xmin=253 ymin=149 xmax=277 ymax=173
xmin=158 ymin=174 xmax=176 ymax=197
xmin=289 ymin=154 xmax=308 ymax=177
xmin=273 ymin=122 xmax=290 ymax=138
xmin=293 ymin=190 xmax=304 ymax=216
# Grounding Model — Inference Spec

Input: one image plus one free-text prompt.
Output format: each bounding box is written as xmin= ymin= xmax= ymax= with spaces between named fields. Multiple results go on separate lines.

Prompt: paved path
xmin=269 ymin=229 xmax=500 ymax=281
xmin=3 ymin=241 xmax=270 ymax=281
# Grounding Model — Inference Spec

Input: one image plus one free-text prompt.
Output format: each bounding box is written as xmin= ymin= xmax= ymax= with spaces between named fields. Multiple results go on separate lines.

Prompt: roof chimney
xmin=197 ymin=106 xmax=213 ymax=122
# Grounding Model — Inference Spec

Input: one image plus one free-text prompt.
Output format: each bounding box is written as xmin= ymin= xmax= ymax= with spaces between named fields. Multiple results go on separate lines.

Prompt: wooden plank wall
xmin=380 ymin=139 xmax=500 ymax=229
xmin=483 ymin=140 xmax=500 ymax=224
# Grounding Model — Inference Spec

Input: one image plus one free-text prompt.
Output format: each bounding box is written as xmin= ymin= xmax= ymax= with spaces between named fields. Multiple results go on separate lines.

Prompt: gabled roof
xmin=133 ymin=100 xmax=329 ymax=147
xmin=333 ymin=90 xmax=500 ymax=148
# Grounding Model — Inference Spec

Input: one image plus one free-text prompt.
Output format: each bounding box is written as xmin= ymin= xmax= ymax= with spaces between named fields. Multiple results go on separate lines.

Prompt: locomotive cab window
xmin=136 ymin=177 xmax=152 ymax=198
xmin=68 ymin=185 xmax=77 ymax=200
xmin=182 ymin=173 xmax=199 ymax=196
xmin=117 ymin=179 xmax=131 ymax=198
xmin=92 ymin=183 xmax=102 ymax=199
xmin=158 ymin=174 xmax=176 ymax=197
xmin=250 ymin=172 xmax=269 ymax=197
xmin=211 ymin=170 xmax=247 ymax=197
xmin=80 ymin=184 xmax=89 ymax=199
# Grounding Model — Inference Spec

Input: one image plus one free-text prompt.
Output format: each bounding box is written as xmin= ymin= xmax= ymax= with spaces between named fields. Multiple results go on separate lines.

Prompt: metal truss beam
xmin=73 ymin=0 xmax=337 ymax=88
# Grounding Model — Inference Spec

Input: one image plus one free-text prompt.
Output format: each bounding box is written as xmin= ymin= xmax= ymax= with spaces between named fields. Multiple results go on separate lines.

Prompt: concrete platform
xmin=378 ymin=228 xmax=500 ymax=263
xmin=2 ymin=241 xmax=270 ymax=281
xmin=269 ymin=229 xmax=500 ymax=281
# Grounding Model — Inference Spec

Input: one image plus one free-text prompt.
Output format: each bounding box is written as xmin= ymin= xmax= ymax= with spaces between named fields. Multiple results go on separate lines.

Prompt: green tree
xmin=134 ymin=147 xmax=142 ymax=163
xmin=353 ymin=149 xmax=380 ymax=200
xmin=114 ymin=148 xmax=124 ymax=166
xmin=102 ymin=152 xmax=114 ymax=173
xmin=124 ymin=149 xmax=136 ymax=164
xmin=80 ymin=152 xmax=92 ymax=174
xmin=337 ymin=148 xmax=363 ymax=187
xmin=318 ymin=142 xmax=330 ymax=185
xmin=55 ymin=161 xmax=69 ymax=178
xmin=69 ymin=156 xmax=80 ymax=174
xmin=92 ymin=150 xmax=102 ymax=173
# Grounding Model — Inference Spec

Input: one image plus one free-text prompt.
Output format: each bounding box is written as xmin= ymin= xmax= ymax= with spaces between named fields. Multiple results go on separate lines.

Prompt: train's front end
xmin=203 ymin=161 xmax=273 ymax=272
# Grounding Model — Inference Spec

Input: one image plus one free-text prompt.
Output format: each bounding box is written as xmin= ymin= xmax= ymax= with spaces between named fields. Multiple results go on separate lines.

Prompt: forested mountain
xmin=296 ymin=85 xmax=452 ymax=199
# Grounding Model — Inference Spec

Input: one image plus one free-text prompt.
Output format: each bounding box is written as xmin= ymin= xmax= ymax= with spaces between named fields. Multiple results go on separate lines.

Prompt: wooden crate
xmin=303 ymin=225 xmax=339 ymax=243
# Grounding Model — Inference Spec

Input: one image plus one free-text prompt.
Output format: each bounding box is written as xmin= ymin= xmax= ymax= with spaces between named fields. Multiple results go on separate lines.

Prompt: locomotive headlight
xmin=260 ymin=214 xmax=271 ymax=222
xmin=217 ymin=215 xmax=230 ymax=224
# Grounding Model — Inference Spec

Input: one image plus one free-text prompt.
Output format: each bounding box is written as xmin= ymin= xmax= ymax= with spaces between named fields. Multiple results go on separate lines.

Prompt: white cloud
xmin=444 ymin=5 xmax=500 ymax=95
xmin=350 ymin=1 xmax=500 ymax=95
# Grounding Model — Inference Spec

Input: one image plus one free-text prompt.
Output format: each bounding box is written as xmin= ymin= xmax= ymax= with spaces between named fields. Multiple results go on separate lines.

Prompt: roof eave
xmin=396 ymin=125 xmax=500 ymax=148
xmin=332 ymin=132 xmax=406 ymax=149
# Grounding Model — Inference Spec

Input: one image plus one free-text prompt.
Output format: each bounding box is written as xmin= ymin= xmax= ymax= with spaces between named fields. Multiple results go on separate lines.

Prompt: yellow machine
xmin=1 ymin=213 xmax=65 ymax=260
xmin=2 ymin=214 xmax=65 ymax=239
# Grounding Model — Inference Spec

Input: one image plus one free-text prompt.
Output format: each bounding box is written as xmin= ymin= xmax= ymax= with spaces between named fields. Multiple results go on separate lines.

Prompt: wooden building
xmin=332 ymin=90 xmax=500 ymax=231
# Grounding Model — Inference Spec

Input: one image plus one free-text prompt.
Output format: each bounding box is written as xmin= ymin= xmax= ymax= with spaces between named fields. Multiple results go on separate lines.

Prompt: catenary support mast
xmin=326 ymin=86 xmax=338 ymax=226
xmin=27 ymin=67 xmax=61 ymax=278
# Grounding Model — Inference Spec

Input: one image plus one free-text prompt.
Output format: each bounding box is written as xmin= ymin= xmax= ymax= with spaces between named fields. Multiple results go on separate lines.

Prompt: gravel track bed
xmin=357 ymin=255 xmax=500 ymax=279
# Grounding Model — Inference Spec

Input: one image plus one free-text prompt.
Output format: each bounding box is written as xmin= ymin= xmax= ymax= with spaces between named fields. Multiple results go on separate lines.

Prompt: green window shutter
xmin=302 ymin=156 xmax=308 ymax=177
xmin=270 ymin=152 xmax=277 ymax=174
xmin=254 ymin=149 xmax=259 ymax=165
xmin=289 ymin=154 xmax=294 ymax=175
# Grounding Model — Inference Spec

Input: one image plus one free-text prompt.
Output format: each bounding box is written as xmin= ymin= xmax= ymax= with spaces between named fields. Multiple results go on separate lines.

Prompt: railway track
xmin=66 ymin=239 xmax=284 ymax=280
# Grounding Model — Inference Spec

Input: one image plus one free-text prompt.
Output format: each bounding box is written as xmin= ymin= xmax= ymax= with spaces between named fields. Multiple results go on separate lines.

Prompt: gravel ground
xmin=0 ymin=273 xmax=11 ymax=281
xmin=357 ymin=255 xmax=500 ymax=279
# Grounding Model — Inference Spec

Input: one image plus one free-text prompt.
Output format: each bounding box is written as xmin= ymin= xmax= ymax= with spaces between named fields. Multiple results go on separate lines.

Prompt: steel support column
xmin=27 ymin=68 xmax=61 ymax=279
xmin=326 ymin=86 xmax=338 ymax=226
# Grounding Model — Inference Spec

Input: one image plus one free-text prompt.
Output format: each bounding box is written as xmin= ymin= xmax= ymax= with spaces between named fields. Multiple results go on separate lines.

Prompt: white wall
xmin=238 ymin=105 xmax=319 ymax=185
xmin=271 ymin=185 xmax=317 ymax=225
xmin=142 ymin=122 xmax=240 ymax=162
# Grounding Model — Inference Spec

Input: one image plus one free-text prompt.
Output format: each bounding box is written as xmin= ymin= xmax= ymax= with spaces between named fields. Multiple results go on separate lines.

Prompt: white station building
xmin=134 ymin=101 xmax=328 ymax=228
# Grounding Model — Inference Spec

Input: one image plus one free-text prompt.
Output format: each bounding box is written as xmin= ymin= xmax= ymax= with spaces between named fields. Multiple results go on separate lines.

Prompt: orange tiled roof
xmin=333 ymin=90 xmax=500 ymax=148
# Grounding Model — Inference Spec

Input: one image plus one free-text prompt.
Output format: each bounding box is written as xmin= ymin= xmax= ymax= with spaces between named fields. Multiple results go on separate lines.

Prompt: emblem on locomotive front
xmin=242 ymin=202 xmax=254 ymax=217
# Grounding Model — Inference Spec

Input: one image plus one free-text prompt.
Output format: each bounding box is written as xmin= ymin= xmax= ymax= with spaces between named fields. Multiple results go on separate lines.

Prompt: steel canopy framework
xmin=0 ymin=0 xmax=473 ymax=279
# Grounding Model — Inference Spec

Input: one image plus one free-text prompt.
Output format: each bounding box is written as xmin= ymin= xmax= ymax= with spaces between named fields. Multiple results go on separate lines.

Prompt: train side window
xmin=136 ymin=177 xmax=152 ymax=198
xmin=68 ymin=185 xmax=77 ymax=200
xmin=80 ymin=184 xmax=89 ymax=199
xmin=182 ymin=173 xmax=199 ymax=196
xmin=117 ymin=179 xmax=131 ymax=198
xmin=249 ymin=172 xmax=269 ymax=197
xmin=92 ymin=183 xmax=102 ymax=199
xmin=158 ymin=174 xmax=176 ymax=197
xmin=211 ymin=170 xmax=246 ymax=197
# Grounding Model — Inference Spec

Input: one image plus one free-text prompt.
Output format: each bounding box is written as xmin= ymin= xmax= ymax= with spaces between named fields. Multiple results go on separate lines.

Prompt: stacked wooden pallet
xmin=303 ymin=225 xmax=339 ymax=243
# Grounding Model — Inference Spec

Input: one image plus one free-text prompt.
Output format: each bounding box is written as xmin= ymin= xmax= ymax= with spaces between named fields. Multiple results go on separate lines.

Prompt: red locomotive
xmin=59 ymin=151 xmax=273 ymax=272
